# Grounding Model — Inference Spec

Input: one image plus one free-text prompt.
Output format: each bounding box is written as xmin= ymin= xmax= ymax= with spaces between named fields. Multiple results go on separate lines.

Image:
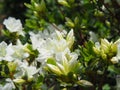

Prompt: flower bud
xmin=105 ymin=20 xmax=111 ymax=27
xmin=101 ymin=43 xmax=109 ymax=54
xmin=111 ymin=43 xmax=117 ymax=54
xmin=94 ymin=10 xmax=104 ymax=17
xmin=111 ymin=57 xmax=119 ymax=64
xmin=28 ymin=76 xmax=34 ymax=82
xmin=58 ymin=0 xmax=70 ymax=7
xmin=101 ymin=50 xmax=107 ymax=60
xmin=74 ymin=16 xmax=79 ymax=25
xmin=47 ymin=64 xmax=62 ymax=76
xmin=65 ymin=21 xmax=74 ymax=28
xmin=13 ymin=79 xmax=26 ymax=84
xmin=101 ymin=39 xmax=110 ymax=47
xmin=93 ymin=47 xmax=100 ymax=54
xmin=66 ymin=29 xmax=74 ymax=49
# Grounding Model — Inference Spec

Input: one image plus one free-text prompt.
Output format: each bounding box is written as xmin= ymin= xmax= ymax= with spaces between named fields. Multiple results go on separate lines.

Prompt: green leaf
xmin=102 ymin=84 xmax=111 ymax=90
xmin=68 ymin=0 xmax=75 ymax=4
xmin=4 ymin=65 xmax=9 ymax=75
xmin=47 ymin=58 xmax=56 ymax=65
xmin=24 ymin=3 xmax=33 ymax=10
xmin=37 ymin=75 xmax=44 ymax=83
xmin=2 ymin=29 xmax=10 ymax=37
xmin=108 ymin=65 xmax=120 ymax=74
xmin=39 ymin=0 xmax=46 ymax=12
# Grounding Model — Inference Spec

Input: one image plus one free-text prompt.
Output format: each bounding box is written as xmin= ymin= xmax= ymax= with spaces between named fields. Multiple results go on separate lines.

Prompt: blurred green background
xmin=0 ymin=0 xmax=30 ymax=26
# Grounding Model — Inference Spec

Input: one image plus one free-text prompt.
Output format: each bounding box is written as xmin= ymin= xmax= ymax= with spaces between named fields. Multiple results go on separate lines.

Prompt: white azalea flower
xmin=89 ymin=31 xmax=98 ymax=42
xmin=0 ymin=83 xmax=13 ymax=90
xmin=20 ymin=61 xmax=39 ymax=78
xmin=55 ymin=30 xmax=64 ymax=40
xmin=0 ymin=78 xmax=15 ymax=90
xmin=36 ymin=48 xmax=53 ymax=65
xmin=29 ymin=32 xmax=45 ymax=50
xmin=36 ymin=38 xmax=69 ymax=63
xmin=3 ymin=17 xmax=24 ymax=36
xmin=30 ymin=29 xmax=75 ymax=69
xmin=116 ymin=44 xmax=120 ymax=59
xmin=66 ymin=29 xmax=74 ymax=48
xmin=0 ymin=41 xmax=14 ymax=61
xmin=14 ymin=61 xmax=39 ymax=82
xmin=13 ymin=78 xmax=26 ymax=84
xmin=111 ymin=44 xmax=120 ymax=64
xmin=11 ymin=40 xmax=29 ymax=61
xmin=0 ymin=41 xmax=7 ymax=61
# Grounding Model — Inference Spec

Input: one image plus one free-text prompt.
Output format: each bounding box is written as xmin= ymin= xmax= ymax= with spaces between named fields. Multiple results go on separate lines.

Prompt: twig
xmin=51 ymin=23 xmax=62 ymax=32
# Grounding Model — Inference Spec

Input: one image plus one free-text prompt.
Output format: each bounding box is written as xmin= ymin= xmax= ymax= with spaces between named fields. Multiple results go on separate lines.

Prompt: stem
xmin=98 ymin=75 xmax=104 ymax=90
xmin=22 ymin=84 xmax=26 ymax=90
xmin=98 ymin=65 xmax=108 ymax=90
xmin=51 ymin=23 xmax=62 ymax=32
xmin=10 ymin=72 xmax=14 ymax=80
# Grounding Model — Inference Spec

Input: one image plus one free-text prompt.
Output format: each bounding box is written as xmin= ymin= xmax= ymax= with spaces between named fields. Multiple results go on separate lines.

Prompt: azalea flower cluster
xmin=1 ymin=17 xmax=120 ymax=89
xmin=0 ymin=17 xmax=83 ymax=89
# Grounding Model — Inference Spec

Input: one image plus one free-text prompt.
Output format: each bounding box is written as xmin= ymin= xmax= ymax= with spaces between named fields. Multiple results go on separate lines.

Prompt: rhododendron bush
xmin=0 ymin=0 xmax=120 ymax=90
